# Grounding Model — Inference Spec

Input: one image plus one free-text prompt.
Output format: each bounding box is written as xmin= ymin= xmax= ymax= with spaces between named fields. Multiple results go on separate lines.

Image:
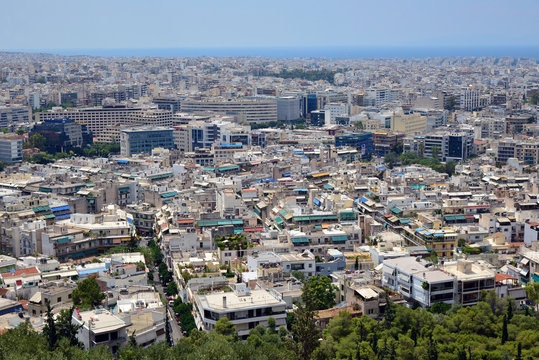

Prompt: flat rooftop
xmin=75 ymin=309 xmax=127 ymax=334
xmin=442 ymin=261 xmax=495 ymax=280
xmin=199 ymin=289 xmax=284 ymax=312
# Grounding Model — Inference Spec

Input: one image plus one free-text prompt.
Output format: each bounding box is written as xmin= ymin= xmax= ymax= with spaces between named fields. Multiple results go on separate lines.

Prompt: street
xmin=152 ymin=268 xmax=183 ymax=344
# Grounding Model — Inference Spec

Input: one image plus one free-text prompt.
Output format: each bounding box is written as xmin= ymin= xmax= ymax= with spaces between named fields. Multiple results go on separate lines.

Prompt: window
xmin=57 ymin=297 xmax=62 ymax=303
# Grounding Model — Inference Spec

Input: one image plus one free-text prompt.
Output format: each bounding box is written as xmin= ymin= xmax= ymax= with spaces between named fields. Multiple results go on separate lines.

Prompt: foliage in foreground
xmin=0 ymin=295 xmax=537 ymax=360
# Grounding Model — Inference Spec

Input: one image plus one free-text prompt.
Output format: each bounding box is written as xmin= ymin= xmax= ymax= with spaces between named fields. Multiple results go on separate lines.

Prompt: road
xmin=152 ymin=268 xmax=183 ymax=344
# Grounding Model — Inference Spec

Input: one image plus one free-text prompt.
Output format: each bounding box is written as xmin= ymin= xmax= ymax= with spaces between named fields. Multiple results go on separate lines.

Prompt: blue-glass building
xmin=334 ymin=132 xmax=374 ymax=158
xmin=120 ymin=127 xmax=175 ymax=156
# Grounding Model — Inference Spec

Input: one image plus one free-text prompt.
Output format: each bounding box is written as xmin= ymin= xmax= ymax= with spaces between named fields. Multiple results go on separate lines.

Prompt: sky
xmin=2 ymin=0 xmax=539 ymax=51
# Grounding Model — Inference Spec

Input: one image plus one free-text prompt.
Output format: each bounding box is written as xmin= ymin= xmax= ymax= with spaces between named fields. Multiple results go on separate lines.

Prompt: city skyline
xmin=2 ymin=0 xmax=539 ymax=55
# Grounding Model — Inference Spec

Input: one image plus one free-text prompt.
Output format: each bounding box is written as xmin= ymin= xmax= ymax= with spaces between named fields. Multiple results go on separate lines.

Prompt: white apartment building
xmin=73 ymin=309 xmax=128 ymax=353
xmin=382 ymin=257 xmax=457 ymax=307
xmin=442 ymin=260 xmax=495 ymax=306
xmin=0 ymin=134 xmax=23 ymax=164
xmin=181 ymin=98 xmax=278 ymax=123
xmin=193 ymin=284 xmax=287 ymax=339
xmin=324 ymin=103 xmax=348 ymax=126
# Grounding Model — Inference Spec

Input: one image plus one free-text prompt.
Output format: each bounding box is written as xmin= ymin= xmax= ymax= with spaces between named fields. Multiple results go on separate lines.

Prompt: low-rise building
xmin=193 ymin=284 xmax=287 ymax=339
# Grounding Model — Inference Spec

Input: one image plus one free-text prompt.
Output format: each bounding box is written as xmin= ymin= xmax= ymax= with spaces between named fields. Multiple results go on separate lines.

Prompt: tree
xmin=525 ymin=282 xmax=539 ymax=310
xmin=165 ymin=281 xmax=179 ymax=297
xmin=56 ymin=306 xmax=82 ymax=347
xmin=127 ymin=233 xmax=138 ymax=253
xmin=43 ymin=302 xmax=57 ymax=350
xmin=506 ymin=298 xmax=513 ymax=321
xmin=501 ymin=314 xmax=508 ymax=344
xmin=72 ymin=278 xmax=106 ymax=309
xmin=267 ymin=317 xmax=276 ymax=334
xmin=25 ymin=133 xmax=46 ymax=150
xmin=301 ymin=275 xmax=337 ymax=311
xmin=291 ymin=301 xmax=319 ymax=360
xmin=215 ymin=318 xmax=236 ymax=338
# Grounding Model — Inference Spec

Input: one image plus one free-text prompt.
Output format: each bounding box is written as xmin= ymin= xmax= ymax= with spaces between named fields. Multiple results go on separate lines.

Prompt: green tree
xmin=25 ymin=133 xmax=46 ymax=150
xmin=43 ymin=302 xmax=58 ymax=350
xmin=501 ymin=314 xmax=508 ymax=344
xmin=292 ymin=301 xmax=319 ymax=360
xmin=56 ymin=306 xmax=82 ymax=347
xmin=215 ymin=318 xmax=236 ymax=338
xmin=165 ymin=281 xmax=179 ymax=296
xmin=525 ymin=282 xmax=539 ymax=310
xmin=267 ymin=317 xmax=276 ymax=334
xmin=301 ymin=275 xmax=337 ymax=311
xmin=72 ymin=277 xmax=106 ymax=309
xmin=127 ymin=233 xmax=138 ymax=252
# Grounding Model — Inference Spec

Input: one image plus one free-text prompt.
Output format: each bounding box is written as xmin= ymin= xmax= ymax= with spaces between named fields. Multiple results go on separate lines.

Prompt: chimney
xmin=223 ymin=296 xmax=227 ymax=308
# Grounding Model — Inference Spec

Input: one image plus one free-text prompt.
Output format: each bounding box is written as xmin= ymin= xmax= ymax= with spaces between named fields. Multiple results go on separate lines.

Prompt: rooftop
xmin=198 ymin=288 xmax=285 ymax=312
xmin=74 ymin=309 xmax=127 ymax=334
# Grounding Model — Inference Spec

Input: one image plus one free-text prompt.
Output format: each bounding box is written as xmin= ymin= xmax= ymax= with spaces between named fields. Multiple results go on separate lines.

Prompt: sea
xmin=8 ymin=46 xmax=539 ymax=59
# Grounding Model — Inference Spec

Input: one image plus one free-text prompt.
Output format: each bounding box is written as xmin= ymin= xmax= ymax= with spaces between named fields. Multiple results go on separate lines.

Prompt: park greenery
xmin=0 ymin=289 xmax=537 ymax=359
xmin=215 ymin=234 xmax=254 ymax=251
xmin=385 ymin=150 xmax=457 ymax=177
xmin=254 ymin=68 xmax=338 ymax=84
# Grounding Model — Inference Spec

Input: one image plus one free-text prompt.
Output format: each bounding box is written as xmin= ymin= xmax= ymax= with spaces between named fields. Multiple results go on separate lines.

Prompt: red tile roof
xmin=0 ymin=267 xmax=40 ymax=279
xmin=495 ymin=273 xmax=517 ymax=282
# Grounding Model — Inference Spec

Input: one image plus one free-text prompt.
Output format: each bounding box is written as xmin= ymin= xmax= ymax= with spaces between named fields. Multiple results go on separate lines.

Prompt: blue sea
xmin=9 ymin=46 xmax=539 ymax=59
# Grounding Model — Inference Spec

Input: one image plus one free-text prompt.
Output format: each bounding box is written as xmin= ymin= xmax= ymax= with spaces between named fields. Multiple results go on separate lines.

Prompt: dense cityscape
xmin=1 ymin=2 xmax=539 ymax=359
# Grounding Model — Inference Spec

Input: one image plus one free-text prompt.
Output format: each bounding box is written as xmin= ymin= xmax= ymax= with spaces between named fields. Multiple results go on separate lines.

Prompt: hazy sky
xmin=2 ymin=0 xmax=539 ymax=50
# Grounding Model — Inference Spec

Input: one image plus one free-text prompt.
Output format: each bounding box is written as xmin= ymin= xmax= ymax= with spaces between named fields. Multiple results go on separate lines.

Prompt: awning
xmin=332 ymin=235 xmax=348 ymax=242
xmin=292 ymin=237 xmax=309 ymax=244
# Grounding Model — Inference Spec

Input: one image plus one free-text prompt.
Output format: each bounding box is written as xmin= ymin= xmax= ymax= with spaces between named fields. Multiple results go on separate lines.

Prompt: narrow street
xmin=152 ymin=268 xmax=183 ymax=344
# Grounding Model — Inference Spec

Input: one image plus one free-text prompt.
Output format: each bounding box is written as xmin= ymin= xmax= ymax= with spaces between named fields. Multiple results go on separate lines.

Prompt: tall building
xmin=173 ymin=120 xmax=251 ymax=153
xmin=120 ymin=127 xmax=175 ymax=156
xmin=181 ymin=98 xmax=277 ymax=123
xmin=364 ymin=89 xmax=399 ymax=106
xmin=0 ymin=133 xmax=23 ymax=163
xmin=302 ymin=94 xmax=318 ymax=117
xmin=334 ymin=132 xmax=374 ymax=158
xmin=277 ymin=96 xmax=301 ymax=121
xmin=324 ymin=103 xmax=348 ymax=126
xmin=390 ymin=112 xmax=427 ymax=135
xmin=310 ymin=110 xmax=326 ymax=127
xmin=36 ymin=105 xmax=172 ymax=142
xmin=153 ymin=97 xmax=181 ymax=113
xmin=459 ymin=89 xmax=487 ymax=111
xmin=0 ymin=106 xmax=31 ymax=130
xmin=424 ymin=131 xmax=474 ymax=162
xmin=32 ymin=118 xmax=91 ymax=153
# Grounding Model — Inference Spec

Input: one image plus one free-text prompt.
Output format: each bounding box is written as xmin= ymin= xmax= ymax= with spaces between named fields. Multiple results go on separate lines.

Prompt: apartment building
xmin=181 ymin=98 xmax=277 ymax=123
xmin=0 ymin=106 xmax=31 ymax=129
xmin=36 ymin=105 xmax=172 ymax=142
xmin=27 ymin=281 xmax=76 ymax=316
xmin=390 ymin=112 xmax=427 ymax=135
xmin=382 ymin=257 xmax=456 ymax=307
xmin=193 ymin=284 xmax=287 ymax=339
xmin=73 ymin=309 xmax=128 ymax=353
xmin=0 ymin=133 xmax=23 ymax=164
xmin=442 ymin=260 xmax=495 ymax=306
